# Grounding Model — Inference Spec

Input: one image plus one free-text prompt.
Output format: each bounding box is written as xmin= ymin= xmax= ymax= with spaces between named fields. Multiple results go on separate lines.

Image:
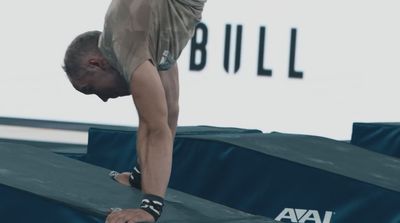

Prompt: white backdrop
xmin=1 ymin=0 xmax=399 ymax=140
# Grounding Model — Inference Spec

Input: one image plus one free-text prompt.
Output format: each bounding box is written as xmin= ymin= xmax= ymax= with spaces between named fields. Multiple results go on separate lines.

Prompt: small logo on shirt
xmin=158 ymin=50 xmax=175 ymax=70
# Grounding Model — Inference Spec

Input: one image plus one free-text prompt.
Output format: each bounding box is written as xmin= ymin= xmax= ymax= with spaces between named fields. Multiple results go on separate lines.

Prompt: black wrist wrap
xmin=129 ymin=166 xmax=142 ymax=189
xmin=140 ymin=194 xmax=164 ymax=222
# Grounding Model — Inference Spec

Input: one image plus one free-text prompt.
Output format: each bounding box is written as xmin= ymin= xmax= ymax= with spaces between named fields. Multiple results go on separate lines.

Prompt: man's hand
xmin=110 ymin=172 xmax=134 ymax=187
xmin=106 ymin=208 xmax=155 ymax=223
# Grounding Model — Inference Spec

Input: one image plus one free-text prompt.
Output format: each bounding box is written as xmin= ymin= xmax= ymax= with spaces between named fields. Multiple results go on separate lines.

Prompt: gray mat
xmin=0 ymin=142 xmax=277 ymax=223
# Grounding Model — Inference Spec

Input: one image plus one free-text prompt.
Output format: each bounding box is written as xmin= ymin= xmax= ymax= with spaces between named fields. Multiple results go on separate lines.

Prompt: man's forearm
xmin=137 ymin=124 xmax=173 ymax=198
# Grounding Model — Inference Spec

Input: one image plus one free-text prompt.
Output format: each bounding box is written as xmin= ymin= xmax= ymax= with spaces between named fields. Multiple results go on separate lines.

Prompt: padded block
xmin=85 ymin=128 xmax=400 ymax=223
xmin=0 ymin=142 xmax=276 ymax=223
xmin=351 ymin=122 xmax=400 ymax=158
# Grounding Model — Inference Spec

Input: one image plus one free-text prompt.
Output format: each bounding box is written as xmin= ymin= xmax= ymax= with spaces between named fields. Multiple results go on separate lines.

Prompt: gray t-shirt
xmin=98 ymin=0 xmax=206 ymax=83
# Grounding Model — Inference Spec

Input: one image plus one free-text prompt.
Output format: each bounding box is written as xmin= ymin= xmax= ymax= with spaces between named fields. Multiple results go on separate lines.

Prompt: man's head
xmin=63 ymin=31 xmax=130 ymax=102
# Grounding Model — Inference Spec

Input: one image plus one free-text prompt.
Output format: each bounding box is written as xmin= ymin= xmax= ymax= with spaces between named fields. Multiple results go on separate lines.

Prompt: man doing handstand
xmin=63 ymin=0 xmax=206 ymax=222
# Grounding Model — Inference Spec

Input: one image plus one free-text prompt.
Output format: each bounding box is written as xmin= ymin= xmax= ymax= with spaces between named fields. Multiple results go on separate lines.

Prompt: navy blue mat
xmin=86 ymin=128 xmax=400 ymax=223
xmin=84 ymin=126 xmax=261 ymax=172
xmin=351 ymin=122 xmax=400 ymax=158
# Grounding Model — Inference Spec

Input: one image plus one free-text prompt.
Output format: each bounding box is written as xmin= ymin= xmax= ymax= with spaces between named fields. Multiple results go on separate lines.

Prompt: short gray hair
xmin=63 ymin=30 xmax=102 ymax=78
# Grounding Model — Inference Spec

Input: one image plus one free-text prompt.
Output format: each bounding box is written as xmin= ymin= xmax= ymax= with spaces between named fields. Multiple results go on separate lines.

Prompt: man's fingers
xmin=106 ymin=210 xmax=140 ymax=223
xmin=106 ymin=207 xmax=121 ymax=222
xmin=106 ymin=210 xmax=124 ymax=223
xmin=111 ymin=208 xmax=123 ymax=213
xmin=106 ymin=208 xmax=154 ymax=223
xmin=105 ymin=212 xmax=115 ymax=223
xmin=115 ymin=216 xmax=128 ymax=223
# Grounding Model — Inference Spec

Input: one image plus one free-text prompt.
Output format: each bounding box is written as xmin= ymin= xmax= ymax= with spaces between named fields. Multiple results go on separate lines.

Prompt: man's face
xmin=69 ymin=60 xmax=130 ymax=102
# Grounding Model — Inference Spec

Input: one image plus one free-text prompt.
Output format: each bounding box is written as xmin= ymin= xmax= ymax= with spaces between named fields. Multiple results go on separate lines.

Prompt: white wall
xmin=1 ymin=0 xmax=399 ymax=140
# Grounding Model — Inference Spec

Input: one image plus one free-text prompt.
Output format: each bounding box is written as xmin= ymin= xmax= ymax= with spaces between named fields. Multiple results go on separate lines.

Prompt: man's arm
xmin=106 ymin=60 xmax=172 ymax=223
xmin=131 ymin=60 xmax=173 ymax=197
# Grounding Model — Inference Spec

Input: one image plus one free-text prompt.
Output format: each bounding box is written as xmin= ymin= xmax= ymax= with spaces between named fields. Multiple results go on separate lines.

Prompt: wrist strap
xmin=140 ymin=194 xmax=164 ymax=221
xmin=129 ymin=165 xmax=142 ymax=189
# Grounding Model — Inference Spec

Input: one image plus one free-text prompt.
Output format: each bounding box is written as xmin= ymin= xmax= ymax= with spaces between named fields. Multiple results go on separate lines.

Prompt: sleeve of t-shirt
xmin=110 ymin=0 xmax=153 ymax=83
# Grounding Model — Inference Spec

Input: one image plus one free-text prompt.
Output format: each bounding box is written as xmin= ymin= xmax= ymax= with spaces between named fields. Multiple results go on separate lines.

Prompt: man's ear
xmin=88 ymin=58 xmax=102 ymax=69
xmin=87 ymin=56 xmax=108 ymax=71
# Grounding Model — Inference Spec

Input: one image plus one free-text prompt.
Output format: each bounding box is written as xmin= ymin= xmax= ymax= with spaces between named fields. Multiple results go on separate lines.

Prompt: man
xmin=63 ymin=0 xmax=206 ymax=222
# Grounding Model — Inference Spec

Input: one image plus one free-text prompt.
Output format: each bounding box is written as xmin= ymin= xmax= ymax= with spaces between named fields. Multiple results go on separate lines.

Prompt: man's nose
xmin=98 ymin=94 xmax=109 ymax=102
